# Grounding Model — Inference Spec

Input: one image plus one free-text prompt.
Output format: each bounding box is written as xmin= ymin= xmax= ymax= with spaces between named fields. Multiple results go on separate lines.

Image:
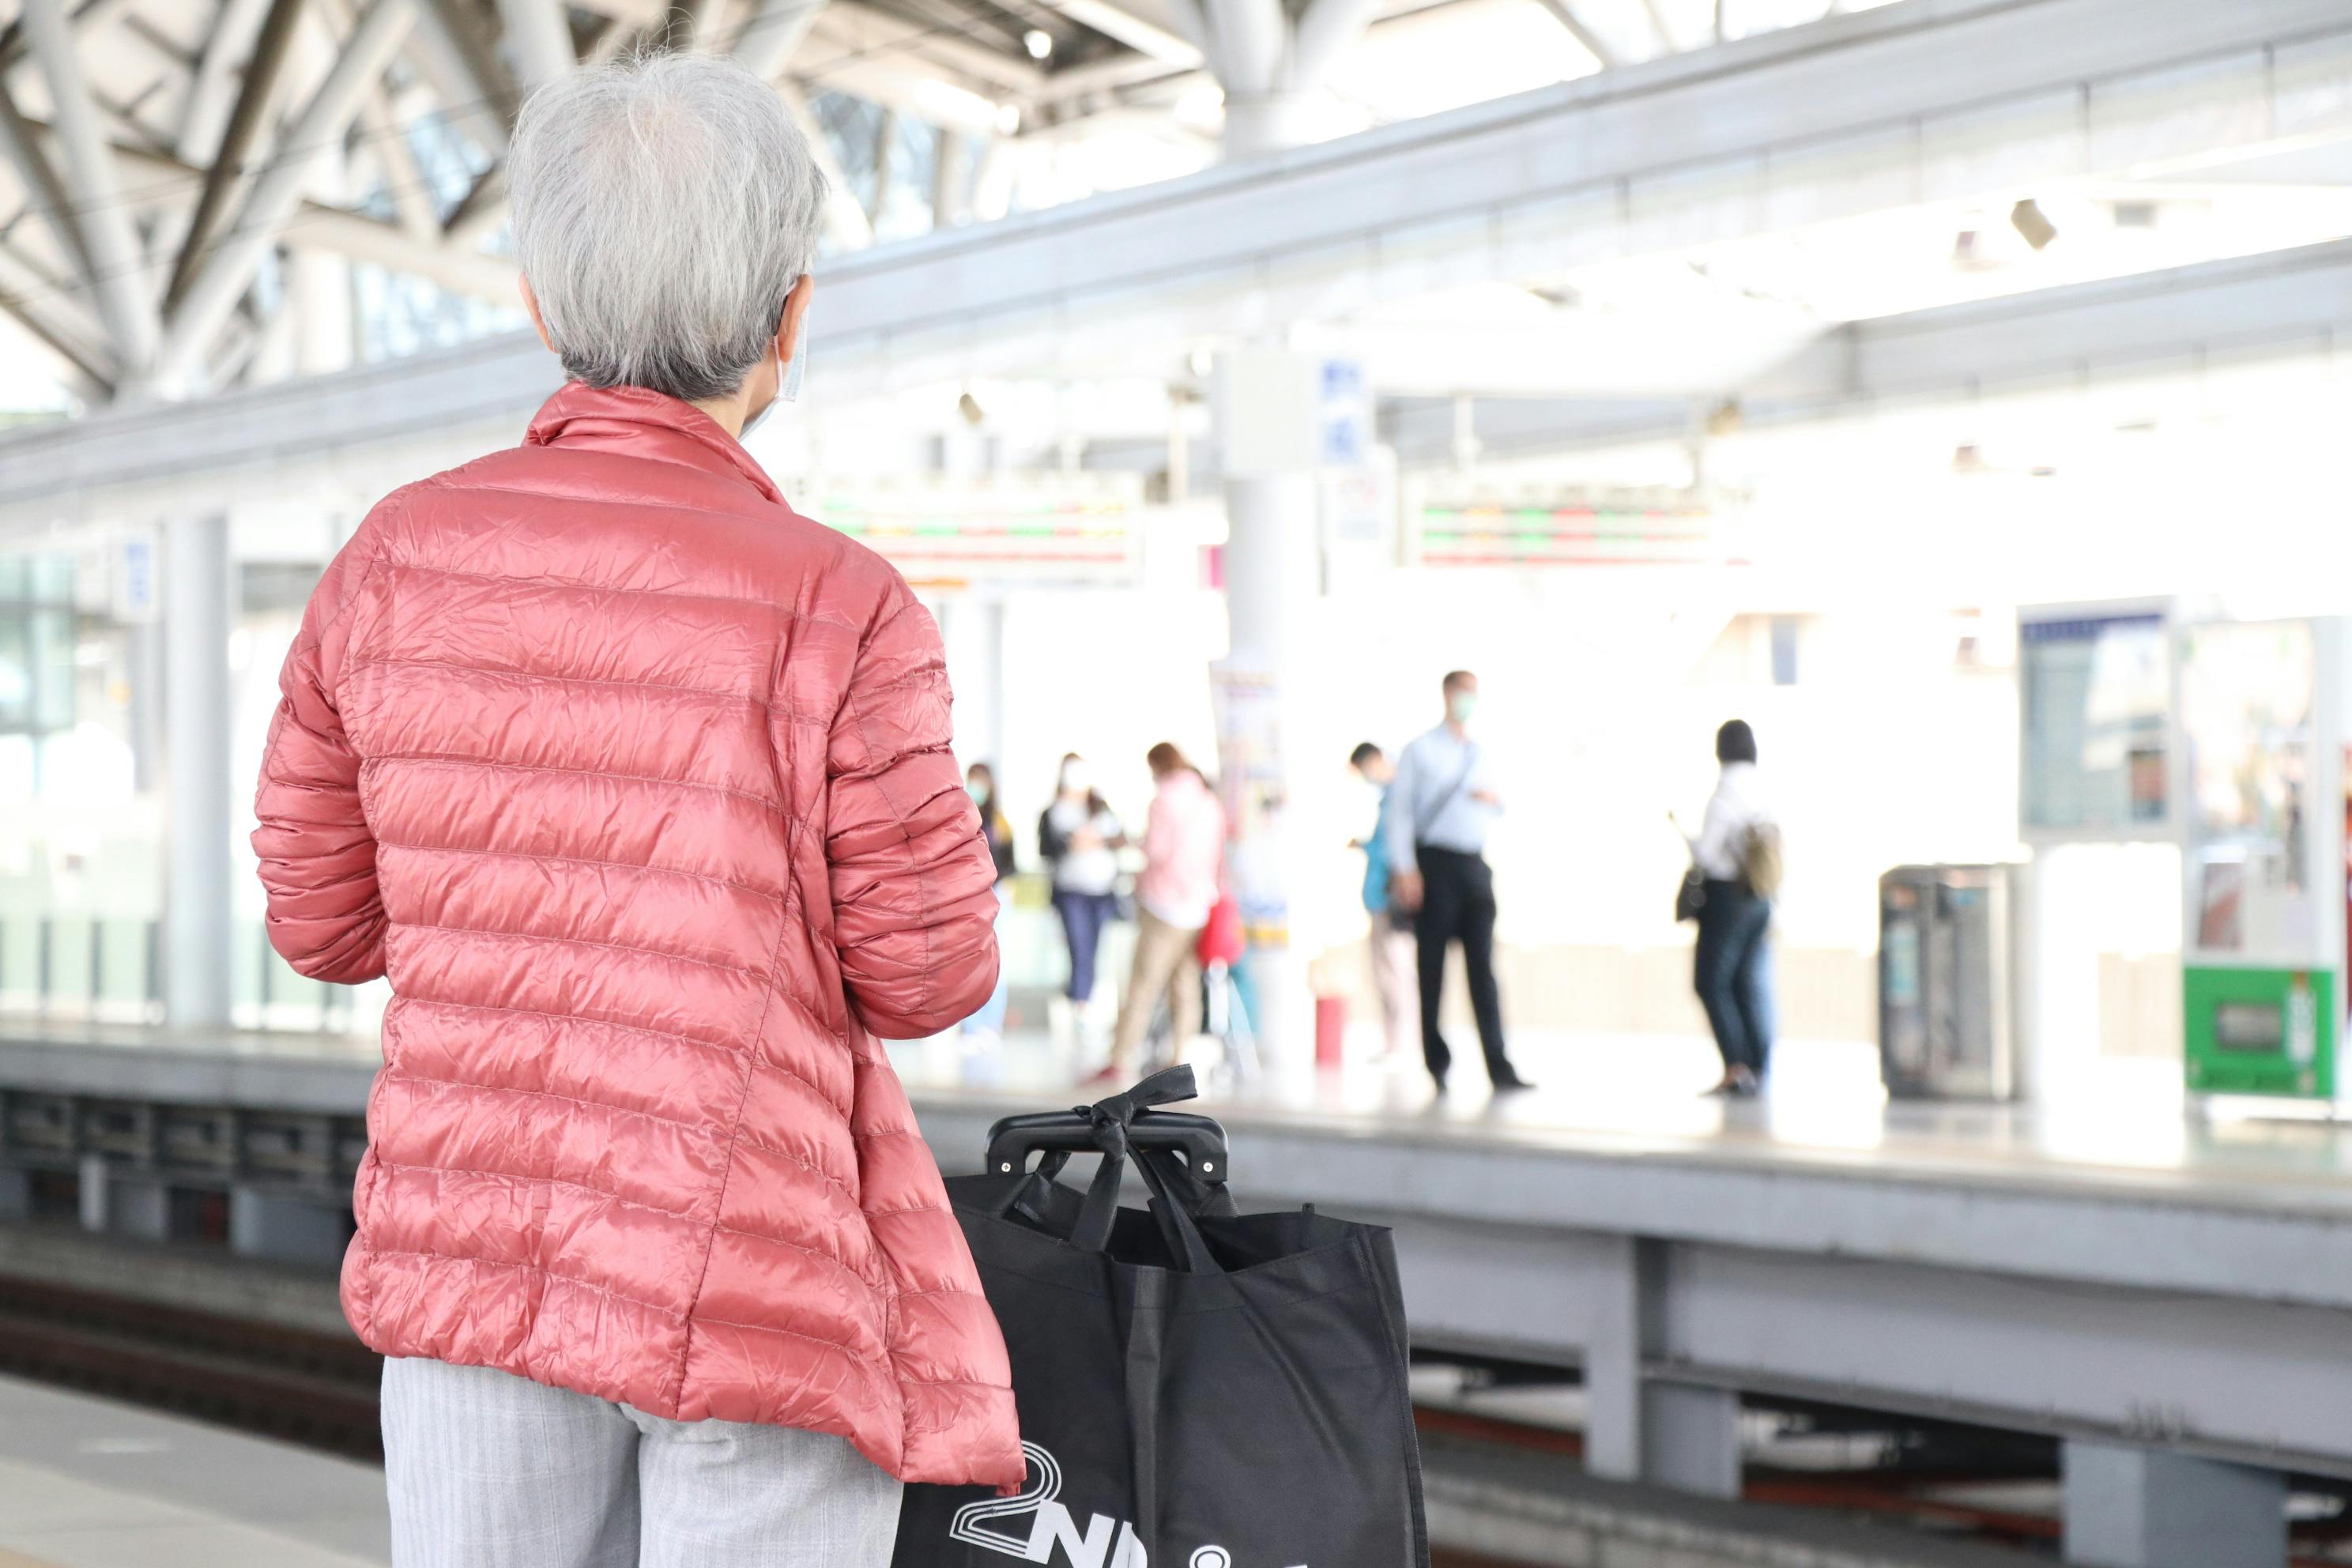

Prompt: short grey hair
xmin=507 ymin=52 xmax=827 ymax=404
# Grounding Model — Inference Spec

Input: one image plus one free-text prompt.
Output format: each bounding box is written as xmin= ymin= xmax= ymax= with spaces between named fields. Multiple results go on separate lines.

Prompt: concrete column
xmin=1215 ymin=466 xmax=1320 ymax=1059
xmin=1585 ymin=1237 xmax=1743 ymax=1498
xmin=2063 ymin=1441 xmax=2286 ymax=1568
xmin=229 ymin=1187 xmax=348 ymax=1267
xmin=164 ymin=511 xmax=234 ymax=1027
xmin=1582 ymin=1234 xmax=1649 ymax=1483
xmin=938 ymin=597 xmax=1007 ymax=775
xmin=77 ymin=1154 xmax=107 ymax=1232
xmin=1221 ymin=95 xmax=1320 ymax=159
xmin=1206 ymin=0 xmax=1371 ymax=1057
xmin=1641 ymin=1384 xmax=1743 ymax=1499
xmin=106 ymin=1177 xmax=172 ymax=1241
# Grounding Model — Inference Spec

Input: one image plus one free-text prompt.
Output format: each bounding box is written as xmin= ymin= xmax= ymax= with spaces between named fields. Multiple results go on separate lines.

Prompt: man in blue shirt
xmin=1383 ymin=670 xmax=1531 ymax=1094
xmin=1350 ymin=742 xmax=1418 ymax=1061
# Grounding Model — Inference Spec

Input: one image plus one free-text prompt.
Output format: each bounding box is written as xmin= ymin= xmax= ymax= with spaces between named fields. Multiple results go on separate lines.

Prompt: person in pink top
xmin=1098 ymin=743 xmax=1227 ymax=1081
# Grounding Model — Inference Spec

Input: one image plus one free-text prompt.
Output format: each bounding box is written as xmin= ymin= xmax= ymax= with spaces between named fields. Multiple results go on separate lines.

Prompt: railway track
xmin=0 ymin=1272 xmax=383 ymax=1461
xmin=24 ymin=1267 xmax=2334 ymax=1568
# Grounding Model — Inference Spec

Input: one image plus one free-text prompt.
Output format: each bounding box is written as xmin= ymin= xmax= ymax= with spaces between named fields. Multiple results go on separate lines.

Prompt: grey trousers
xmin=380 ymin=1356 xmax=903 ymax=1568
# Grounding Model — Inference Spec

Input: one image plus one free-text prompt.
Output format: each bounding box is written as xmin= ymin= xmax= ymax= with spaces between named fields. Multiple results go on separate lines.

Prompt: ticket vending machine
xmin=2176 ymin=616 xmax=2347 ymax=1104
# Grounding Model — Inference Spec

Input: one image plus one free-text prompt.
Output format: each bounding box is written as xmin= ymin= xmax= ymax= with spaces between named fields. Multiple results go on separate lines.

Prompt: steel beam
xmin=412 ymin=0 xmax=519 ymax=148
xmin=493 ymin=0 xmax=574 ymax=88
xmin=1532 ymin=0 xmax=1615 ymax=66
xmin=0 ymin=239 xmax=112 ymax=392
xmin=1035 ymin=0 xmax=1202 ymax=66
xmin=315 ymin=0 xmax=439 ymax=242
xmin=88 ymin=131 xmax=521 ymax=300
xmin=441 ymin=161 xmax=507 ymax=246
xmin=0 ymin=0 xmax=139 ymax=83
xmin=0 ymin=68 xmax=95 ymax=285
xmin=1203 ymin=0 xmax=1280 ymax=95
xmin=775 ymin=77 xmax=875 ymax=251
xmin=154 ymin=0 xmax=420 ymax=390
xmin=20 ymin=0 xmax=157 ymax=375
xmin=164 ymin=0 xmax=305 ymax=315
xmin=680 ymin=0 xmax=729 ymax=49
xmin=730 ymin=0 xmax=824 ymax=76
xmin=176 ymin=0 xmax=273 ymax=160
xmin=799 ymin=2 xmax=1043 ymax=96
xmin=1288 ymin=0 xmax=1377 ymax=92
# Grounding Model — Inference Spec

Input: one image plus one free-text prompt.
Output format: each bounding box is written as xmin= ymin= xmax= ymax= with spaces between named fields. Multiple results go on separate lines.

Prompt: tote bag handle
xmin=989 ymin=1067 xmax=1226 ymax=1273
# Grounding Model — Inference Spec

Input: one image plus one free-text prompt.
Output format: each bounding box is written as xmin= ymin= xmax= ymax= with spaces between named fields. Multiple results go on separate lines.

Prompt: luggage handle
xmin=983 ymin=1115 xmax=1227 ymax=1189
xmin=984 ymin=1066 xmax=1229 ymax=1274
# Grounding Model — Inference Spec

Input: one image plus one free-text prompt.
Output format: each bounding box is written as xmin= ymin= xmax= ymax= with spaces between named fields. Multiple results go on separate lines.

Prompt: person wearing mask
xmin=1350 ymin=742 xmax=1417 ymax=1061
xmin=1683 ymin=719 xmax=1778 ymax=1098
xmin=1038 ymin=753 xmax=1125 ymax=1019
xmin=248 ymin=55 xmax=1018 ymax=1565
xmin=960 ymin=762 xmax=1018 ymax=1046
xmin=1099 ymin=743 xmax=1227 ymax=1082
xmin=1385 ymin=671 xmax=1532 ymax=1095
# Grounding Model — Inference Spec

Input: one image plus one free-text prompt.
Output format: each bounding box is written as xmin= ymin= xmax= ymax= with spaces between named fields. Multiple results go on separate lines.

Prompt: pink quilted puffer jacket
xmin=252 ymin=382 xmax=1023 ymax=1491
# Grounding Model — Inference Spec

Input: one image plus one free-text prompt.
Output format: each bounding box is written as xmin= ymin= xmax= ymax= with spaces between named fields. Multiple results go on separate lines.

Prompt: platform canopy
xmin=0 ymin=0 xmax=1887 ymax=406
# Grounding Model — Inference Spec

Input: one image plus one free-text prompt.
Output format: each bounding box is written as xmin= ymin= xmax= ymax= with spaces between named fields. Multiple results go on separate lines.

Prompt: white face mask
xmin=778 ymin=333 xmax=805 ymax=403
xmin=741 ymin=338 xmax=804 ymax=439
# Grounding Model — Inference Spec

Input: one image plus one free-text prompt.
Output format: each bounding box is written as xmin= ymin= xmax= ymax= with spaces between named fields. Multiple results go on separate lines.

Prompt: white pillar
xmin=939 ymin=597 xmax=1007 ymax=775
xmin=164 ymin=511 xmax=233 ymax=1027
xmin=2064 ymin=1441 xmax=2286 ymax=1568
xmin=1216 ymin=466 xmax=1320 ymax=1061
xmin=1222 ymin=96 xmax=1321 ymax=159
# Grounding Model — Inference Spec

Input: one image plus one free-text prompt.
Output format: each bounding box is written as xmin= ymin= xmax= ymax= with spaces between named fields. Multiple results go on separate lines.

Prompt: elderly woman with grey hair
xmin=250 ymin=51 xmax=1022 ymax=1568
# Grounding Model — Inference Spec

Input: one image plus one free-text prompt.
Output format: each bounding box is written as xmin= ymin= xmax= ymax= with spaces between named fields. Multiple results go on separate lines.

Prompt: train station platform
xmin=0 ymin=1019 xmax=2340 ymax=1566
xmin=0 ymin=1374 xmax=387 ymax=1567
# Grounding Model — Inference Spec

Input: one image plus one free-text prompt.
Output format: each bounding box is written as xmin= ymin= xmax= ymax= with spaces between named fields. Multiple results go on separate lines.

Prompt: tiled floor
xmin=0 ymin=1378 xmax=389 ymax=1568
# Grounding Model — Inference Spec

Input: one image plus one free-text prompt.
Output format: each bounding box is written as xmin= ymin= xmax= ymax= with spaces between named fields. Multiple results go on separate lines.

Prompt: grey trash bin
xmin=1879 ymin=865 xmax=2018 ymax=1100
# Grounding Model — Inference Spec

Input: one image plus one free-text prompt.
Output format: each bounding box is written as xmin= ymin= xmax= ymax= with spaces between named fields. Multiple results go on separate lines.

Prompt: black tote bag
xmin=893 ymin=1068 xmax=1429 ymax=1568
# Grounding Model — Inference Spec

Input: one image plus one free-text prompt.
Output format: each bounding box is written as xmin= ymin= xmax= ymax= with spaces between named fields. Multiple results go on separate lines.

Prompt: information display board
xmin=2018 ymin=609 xmax=2169 ymax=839
xmin=805 ymin=477 xmax=1142 ymax=590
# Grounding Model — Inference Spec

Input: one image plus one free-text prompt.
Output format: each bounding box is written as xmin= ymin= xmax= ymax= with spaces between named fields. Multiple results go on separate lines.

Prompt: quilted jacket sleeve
xmin=827 ymin=580 xmax=1001 ymax=1038
xmin=252 ymin=528 xmax=387 ymax=985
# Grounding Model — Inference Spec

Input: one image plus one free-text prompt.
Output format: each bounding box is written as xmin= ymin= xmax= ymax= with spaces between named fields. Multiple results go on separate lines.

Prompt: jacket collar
xmin=525 ymin=381 xmax=784 ymax=505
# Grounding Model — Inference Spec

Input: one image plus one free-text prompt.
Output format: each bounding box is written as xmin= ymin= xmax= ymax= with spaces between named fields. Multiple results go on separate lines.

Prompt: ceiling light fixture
xmin=1023 ymin=28 xmax=1053 ymax=58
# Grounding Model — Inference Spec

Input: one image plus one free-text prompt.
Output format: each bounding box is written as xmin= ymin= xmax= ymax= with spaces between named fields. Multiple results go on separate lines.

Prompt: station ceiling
xmin=0 ymin=0 xmax=1897 ymax=408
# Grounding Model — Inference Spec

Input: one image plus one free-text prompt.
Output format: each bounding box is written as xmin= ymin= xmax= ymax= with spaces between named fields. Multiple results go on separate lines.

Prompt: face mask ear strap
xmin=777 ymin=337 xmax=805 ymax=403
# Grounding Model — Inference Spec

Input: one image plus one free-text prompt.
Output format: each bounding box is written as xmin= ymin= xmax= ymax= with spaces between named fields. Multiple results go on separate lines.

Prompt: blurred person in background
xmin=1386 ymin=671 xmax=1532 ymax=1095
xmin=249 ymin=54 xmax=1020 ymax=1566
xmin=959 ymin=762 xmax=1017 ymax=1048
xmin=1350 ymin=741 xmax=1417 ymax=1060
xmin=1040 ymin=752 xmax=1125 ymax=1028
xmin=1095 ymin=742 xmax=1227 ymax=1084
xmin=1683 ymin=719 xmax=1779 ymax=1098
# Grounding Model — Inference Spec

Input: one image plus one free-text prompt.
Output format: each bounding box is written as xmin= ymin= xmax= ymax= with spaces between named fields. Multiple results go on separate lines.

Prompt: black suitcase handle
xmin=982 ymin=1065 xmax=1231 ymax=1189
xmin=983 ymin=1108 xmax=1228 ymax=1184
